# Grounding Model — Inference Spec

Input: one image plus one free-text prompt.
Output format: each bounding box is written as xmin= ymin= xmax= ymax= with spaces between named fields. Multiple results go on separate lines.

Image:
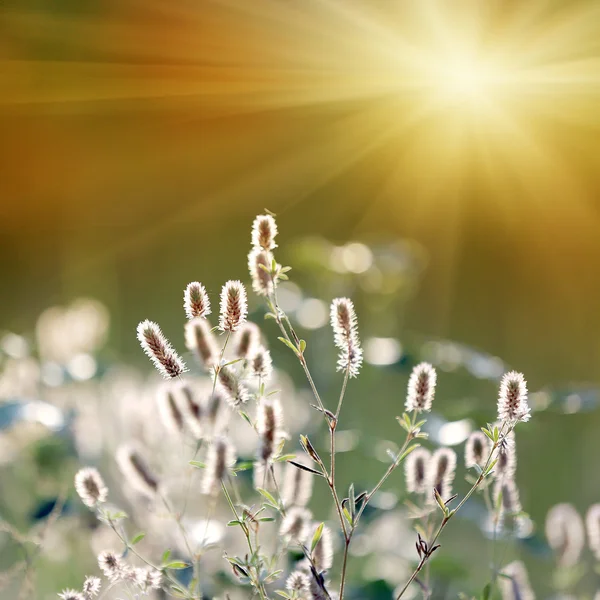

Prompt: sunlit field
xmin=1 ymin=1 xmax=600 ymax=599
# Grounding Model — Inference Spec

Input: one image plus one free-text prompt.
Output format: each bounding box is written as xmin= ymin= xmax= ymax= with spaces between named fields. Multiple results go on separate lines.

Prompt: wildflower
xmin=311 ymin=524 xmax=334 ymax=571
xmin=202 ymin=436 xmax=237 ymax=495
xmin=82 ymin=576 xmax=101 ymax=598
xmin=279 ymin=507 xmax=312 ymax=543
xmin=405 ymin=447 xmax=431 ymax=494
xmin=493 ymin=435 xmax=517 ymax=481
xmin=137 ymin=320 xmax=187 ymax=379
xmin=98 ymin=550 xmax=124 ymax=581
xmin=250 ymin=346 xmax=273 ymax=381
xmin=498 ymin=561 xmax=535 ymax=600
xmin=330 ymin=297 xmax=363 ymax=378
xmin=586 ymin=504 xmax=600 ymax=560
xmin=156 ymin=383 xmax=185 ymax=434
xmin=427 ymin=448 xmax=457 ymax=503
xmin=495 ymin=478 xmax=522 ymax=519
xmin=219 ymin=280 xmax=248 ymax=332
xmin=497 ymin=371 xmax=530 ymax=423
xmin=184 ymin=282 xmax=211 ymax=320
xmin=74 ymin=467 xmax=108 ymax=508
xmin=185 ymin=317 xmax=219 ymax=369
xmin=248 ymin=248 xmax=274 ymax=297
xmin=286 ymin=571 xmax=311 ymax=595
xmin=134 ymin=568 xmax=162 ymax=592
xmin=545 ymin=503 xmax=585 ymax=567
xmin=116 ymin=445 xmax=159 ymax=496
xmin=217 ymin=366 xmax=249 ymax=407
xmin=257 ymin=397 xmax=284 ymax=463
xmin=405 ymin=362 xmax=436 ymax=413
xmin=281 ymin=457 xmax=314 ymax=507
xmin=178 ymin=383 xmax=203 ymax=439
xmin=58 ymin=591 xmax=84 ymax=600
xmin=234 ymin=322 xmax=261 ymax=358
xmin=251 ymin=214 xmax=278 ymax=251
xmin=465 ymin=431 xmax=491 ymax=469
xmin=206 ymin=389 xmax=230 ymax=437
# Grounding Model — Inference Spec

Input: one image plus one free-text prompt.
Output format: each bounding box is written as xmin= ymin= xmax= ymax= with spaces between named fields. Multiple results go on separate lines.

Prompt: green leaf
xmin=258 ymin=517 xmax=276 ymax=522
xmin=189 ymin=461 xmax=206 ymax=469
xmin=342 ymin=507 xmax=353 ymax=526
xmin=165 ymin=561 xmax=190 ymax=570
xmin=227 ymin=520 xmax=243 ymax=527
xmin=275 ymin=592 xmax=292 ymax=599
xmin=278 ymin=337 xmax=299 ymax=355
xmin=398 ymin=443 xmax=420 ymax=463
xmin=481 ymin=427 xmax=494 ymax=441
xmin=130 ymin=532 xmax=145 ymax=545
xmin=274 ymin=453 xmax=296 ymax=462
xmin=256 ymin=488 xmax=278 ymax=507
xmin=299 ymin=339 xmax=306 ymax=353
xmin=481 ymin=583 xmax=491 ymax=600
xmin=161 ymin=549 xmax=171 ymax=565
xmin=348 ymin=483 xmax=356 ymax=519
xmin=238 ymin=411 xmax=254 ymax=428
xmin=232 ymin=461 xmax=253 ymax=472
xmin=311 ymin=522 xmax=324 ymax=552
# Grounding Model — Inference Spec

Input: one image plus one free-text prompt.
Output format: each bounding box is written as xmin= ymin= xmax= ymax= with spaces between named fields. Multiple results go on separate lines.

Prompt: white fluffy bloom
xmin=183 ymin=281 xmax=211 ymax=320
xmin=497 ymin=371 xmax=530 ymax=423
xmin=405 ymin=447 xmax=431 ymax=494
xmin=405 ymin=362 xmax=436 ymax=413
xmin=545 ymin=503 xmax=585 ymax=567
xmin=251 ymin=214 xmax=278 ymax=251
xmin=219 ymin=280 xmax=248 ymax=332
xmin=74 ymin=468 xmax=108 ymax=508
xmin=136 ymin=320 xmax=187 ymax=379
xmin=330 ymin=297 xmax=363 ymax=378
xmin=498 ymin=561 xmax=535 ymax=600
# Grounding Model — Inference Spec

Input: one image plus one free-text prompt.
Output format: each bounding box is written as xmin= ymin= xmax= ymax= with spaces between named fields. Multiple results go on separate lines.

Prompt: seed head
xmin=206 ymin=390 xmax=230 ymax=437
xmin=219 ymin=280 xmax=248 ymax=332
xmin=250 ymin=346 xmax=273 ymax=381
xmin=97 ymin=550 xmax=125 ymax=581
xmin=256 ymin=397 xmax=284 ymax=463
xmin=116 ymin=444 xmax=159 ymax=497
xmin=494 ymin=478 xmax=522 ymax=520
xmin=498 ymin=371 xmax=530 ymax=424
xmin=279 ymin=506 xmax=312 ymax=543
xmin=156 ymin=383 xmax=185 ymax=434
xmin=74 ymin=467 xmax=108 ymax=508
xmin=58 ymin=591 xmax=84 ymax=600
xmin=234 ymin=322 xmax=261 ymax=358
xmin=185 ymin=317 xmax=219 ymax=370
xmin=405 ymin=447 xmax=431 ymax=494
xmin=184 ymin=282 xmax=211 ymax=320
xmin=586 ymin=504 xmax=600 ymax=560
xmin=248 ymin=248 xmax=274 ymax=297
xmin=493 ymin=436 xmax=517 ymax=481
xmin=137 ymin=320 xmax=187 ymax=379
xmin=82 ymin=576 xmax=101 ymax=598
xmin=498 ymin=561 xmax=535 ymax=600
xmin=217 ymin=366 xmax=249 ymax=407
xmin=202 ymin=436 xmax=236 ymax=495
xmin=251 ymin=214 xmax=278 ymax=251
xmin=177 ymin=383 xmax=203 ymax=439
xmin=545 ymin=503 xmax=585 ymax=567
xmin=286 ymin=570 xmax=311 ymax=595
xmin=405 ymin=362 xmax=437 ymax=413
xmin=134 ymin=568 xmax=162 ymax=592
xmin=282 ymin=457 xmax=314 ymax=508
xmin=312 ymin=524 xmax=334 ymax=572
xmin=465 ymin=432 xmax=491 ymax=469
xmin=330 ymin=298 xmax=363 ymax=378
xmin=427 ymin=447 xmax=456 ymax=503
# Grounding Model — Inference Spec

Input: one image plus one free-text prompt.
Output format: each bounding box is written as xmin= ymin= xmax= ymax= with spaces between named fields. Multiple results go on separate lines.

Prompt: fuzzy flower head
xmin=279 ymin=506 xmax=312 ymax=544
xmin=281 ymin=457 xmax=314 ymax=508
xmin=177 ymin=383 xmax=203 ymax=439
xmin=58 ymin=591 xmax=85 ymax=600
xmin=586 ymin=504 xmax=600 ymax=560
xmin=217 ymin=366 xmax=249 ymax=408
xmin=330 ymin=297 xmax=363 ymax=378
xmin=248 ymin=248 xmax=274 ymax=297
xmin=116 ymin=444 xmax=159 ymax=497
xmin=498 ymin=561 xmax=535 ymax=600
xmin=493 ymin=435 xmax=517 ymax=481
xmin=184 ymin=282 xmax=211 ymax=320
xmin=185 ymin=317 xmax=219 ymax=370
xmin=286 ymin=571 xmax=311 ymax=596
xmin=312 ymin=524 xmax=334 ymax=572
xmin=98 ymin=550 xmax=124 ymax=581
xmin=234 ymin=322 xmax=261 ymax=359
xmin=250 ymin=346 xmax=273 ymax=381
xmin=545 ymin=503 xmax=585 ymax=567
xmin=427 ymin=447 xmax=457 ymax=503
xmin=498 ymin=371 xmax=530 ymax=424
xmin=405 ymin=447 xmax=431 ymax=494
xmin=219 ymin=280 xmax=248 ymax=332
xmin=405 ymin=362 xmax=437 ymax=413
xmin=134 ymin=568 xmax=162 ymax=592
xmin=251 ymin=214 xmax=278 ymax=251
xmin=256 ymin=397 xmax=284 ymax=463
xmin=82 ymin=576 xmax=101 ymax=598
xmin=137 ymin=320 xmax=187 ymax=379
xmin=465 ymin=431 xmax=491 ymax=470
xmin=156 ymin=383 xmax=185 ymax=435
xmin=495 ymin=479 xmax=522 ymax=520
xmin=202 ymin=436 xmax=237 ymax=495
xmin=74 ymin=467 xmax=108 ymax=508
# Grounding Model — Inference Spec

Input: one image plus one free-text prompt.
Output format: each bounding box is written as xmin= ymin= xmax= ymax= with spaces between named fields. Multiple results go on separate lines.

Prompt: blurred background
xmin=1 ymin=0 xmax=600 ymax=597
